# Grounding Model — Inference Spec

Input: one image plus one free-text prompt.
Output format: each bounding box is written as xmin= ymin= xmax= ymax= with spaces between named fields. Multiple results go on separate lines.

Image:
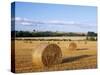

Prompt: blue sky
xmin=11 ymin=2 xmax=97 ymax=32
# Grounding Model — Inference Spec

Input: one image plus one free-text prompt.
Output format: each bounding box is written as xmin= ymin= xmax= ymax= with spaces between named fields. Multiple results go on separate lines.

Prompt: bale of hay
xmin=84 ymin=41 xmax=87 ymax=44
xmin=32 ymin=44 xmax=62 ymax=68
xmin=57 ymin=42 xmax=60 ymax=44
xmin=68 ymin=42 xmax=77 ymax=50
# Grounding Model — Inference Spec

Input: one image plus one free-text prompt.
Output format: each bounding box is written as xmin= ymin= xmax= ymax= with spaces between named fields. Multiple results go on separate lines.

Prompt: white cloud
xmin=12 ymin=17 xmax=97 ymax=29
xmin=20 ymin=22 xmax=33 ymax=25
xmin=15 ymin=17 xmax=22 ymax=21
xmin=43 ymin=20 xmax=76 ymax=25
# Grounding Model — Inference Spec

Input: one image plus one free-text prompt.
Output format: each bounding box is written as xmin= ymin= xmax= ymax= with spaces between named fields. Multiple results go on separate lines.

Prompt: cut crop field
xmin=12 ymin=38 xmax=97 ymax=73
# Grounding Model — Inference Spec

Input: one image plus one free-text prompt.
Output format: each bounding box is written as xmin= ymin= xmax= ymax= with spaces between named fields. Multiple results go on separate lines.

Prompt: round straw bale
xmin=32 ymin=44 xmax=62 ymax=68
xmin=68 ymin=42 xmax=77 ymax=50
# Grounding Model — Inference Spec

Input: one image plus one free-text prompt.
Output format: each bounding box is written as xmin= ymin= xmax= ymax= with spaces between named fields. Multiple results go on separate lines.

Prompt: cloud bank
xmin=12 ymin=17 xmax=97 ymax=29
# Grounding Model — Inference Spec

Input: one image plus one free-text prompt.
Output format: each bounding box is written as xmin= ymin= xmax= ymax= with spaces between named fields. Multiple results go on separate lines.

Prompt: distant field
xmin=12 ymin=37 xmax=97 ymax=73
xmin=16 ymin=36 xmax=87 ymax=40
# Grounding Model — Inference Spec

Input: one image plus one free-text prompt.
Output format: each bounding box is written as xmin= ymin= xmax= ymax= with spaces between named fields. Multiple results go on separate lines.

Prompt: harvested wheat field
xmin=13 ymin=38 xmax=97 ymax=73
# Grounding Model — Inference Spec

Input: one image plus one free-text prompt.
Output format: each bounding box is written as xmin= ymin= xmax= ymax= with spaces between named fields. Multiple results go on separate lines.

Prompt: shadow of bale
xmin=62 ymin=55 xmax=92 ymax=63
xmin=76 ymin=48 xmax=88 ymax=50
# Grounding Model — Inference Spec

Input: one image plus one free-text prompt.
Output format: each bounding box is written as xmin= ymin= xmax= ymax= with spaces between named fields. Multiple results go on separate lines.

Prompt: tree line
xmin=11 ymin=31 xmax=97 ymax=37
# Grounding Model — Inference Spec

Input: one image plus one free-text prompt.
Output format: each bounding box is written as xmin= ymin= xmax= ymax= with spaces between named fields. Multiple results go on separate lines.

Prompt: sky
xmin=11 ymin=2 xmax=97 ymax=32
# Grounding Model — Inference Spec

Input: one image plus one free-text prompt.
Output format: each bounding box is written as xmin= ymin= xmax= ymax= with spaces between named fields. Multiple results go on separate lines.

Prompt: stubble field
xmin=12 ymin=37 xmax=97 ymax=73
